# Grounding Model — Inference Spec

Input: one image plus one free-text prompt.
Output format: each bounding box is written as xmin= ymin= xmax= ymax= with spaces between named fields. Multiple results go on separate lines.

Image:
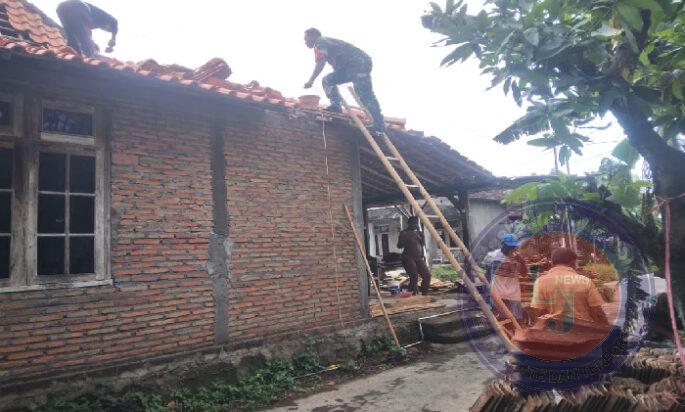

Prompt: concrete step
xmin=424 ymin=323 xmax=493 ymax=344
xmin=422 ymin=310 xmax=494 ymax=344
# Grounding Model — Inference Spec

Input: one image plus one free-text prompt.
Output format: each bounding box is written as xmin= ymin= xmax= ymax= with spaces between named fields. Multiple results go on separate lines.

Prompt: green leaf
xmin=673 ymin=78 xmax=684 ymax=100
xmin=527 ymin=137 xmax=557 ymax=148
xmin=617 ymin=4 xmax=644 ymax=31
xmin=622 ymin=0 xmax=664 ymax=14
xmin=440 ymin=43 xmax=473 ymax=66
xmin=523 ymin=27 xmax=540 ymax=46
xmin=623 ymin=27 xmax=640 ymax=54
xmin=512 ymin=81 xmax=522 ymax=106
xmin=504 ymin=182 xmax=542 ymax=205
xmin=639 ymin=43 xmax=655 ymax=66
xmin=503 ymin=77 xmax=512 ymax=95
xmin=582 ymin=192 xmax=602 ymax=202
xmin=612 ymin=139 xmax=640 ymax=166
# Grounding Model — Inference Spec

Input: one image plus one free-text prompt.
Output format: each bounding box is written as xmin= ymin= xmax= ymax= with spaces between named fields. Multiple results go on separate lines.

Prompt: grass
xmin=31 ymin=335 xmax=406 ymax=412
xmin=432 ymin=265 xmax=458 ymax=282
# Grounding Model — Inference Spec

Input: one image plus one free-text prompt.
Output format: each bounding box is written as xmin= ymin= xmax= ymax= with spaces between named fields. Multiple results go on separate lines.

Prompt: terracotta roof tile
xmin=2 ymin=0 xmax=65 ymax=47
xmin=0 ymin=1 xmax=493 ymax=179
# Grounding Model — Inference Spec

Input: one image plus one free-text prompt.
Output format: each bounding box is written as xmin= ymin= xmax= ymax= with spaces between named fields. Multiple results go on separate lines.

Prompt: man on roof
xmin=303 ymin=28 xmax=386 ymax=134
xmin=56 ymin=1 xmax=117 ymax=57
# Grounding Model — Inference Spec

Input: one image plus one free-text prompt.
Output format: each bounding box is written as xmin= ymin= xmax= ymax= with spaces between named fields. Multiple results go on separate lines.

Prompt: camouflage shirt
xmin=314 ymin=37 xmax=371 ymax=71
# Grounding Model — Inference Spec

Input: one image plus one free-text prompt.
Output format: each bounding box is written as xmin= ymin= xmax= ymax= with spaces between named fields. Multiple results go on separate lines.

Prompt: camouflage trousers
xmin=322 ymin=60 xmax=385 ymax=130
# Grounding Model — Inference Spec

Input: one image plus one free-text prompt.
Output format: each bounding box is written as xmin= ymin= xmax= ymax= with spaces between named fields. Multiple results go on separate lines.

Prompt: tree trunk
xmin=612 ymin=101 xmax=685 ymax=326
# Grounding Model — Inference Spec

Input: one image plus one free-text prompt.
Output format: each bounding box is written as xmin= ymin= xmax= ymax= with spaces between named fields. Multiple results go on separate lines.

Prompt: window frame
xmin=0 ymin=91 xmax=23 ymax=138
xmin=0 ymin=141 xmax=14 ymax=289
xmin=0 ymin=94 xmax=111 ymax=293
xmin=41 ymin=100 xmax=96 ymax=147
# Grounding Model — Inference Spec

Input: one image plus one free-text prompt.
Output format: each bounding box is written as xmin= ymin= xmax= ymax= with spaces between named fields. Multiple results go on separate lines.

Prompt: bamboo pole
xmin=341 ymin=96 xmax=517 ymax=351
xmin=346 ymin=88 xmax=522 ymax=333
xmin=343 ymin=204 xmax=400 ymax=347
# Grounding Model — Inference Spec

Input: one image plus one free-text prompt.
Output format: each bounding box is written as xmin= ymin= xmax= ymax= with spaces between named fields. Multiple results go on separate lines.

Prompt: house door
xmin=381 ymin=234 xmax=389 ymax=255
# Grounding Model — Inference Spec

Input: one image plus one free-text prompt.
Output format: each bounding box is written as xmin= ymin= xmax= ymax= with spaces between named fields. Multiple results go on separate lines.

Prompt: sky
xmin=31 ymin=0 xmax=627 ymax=177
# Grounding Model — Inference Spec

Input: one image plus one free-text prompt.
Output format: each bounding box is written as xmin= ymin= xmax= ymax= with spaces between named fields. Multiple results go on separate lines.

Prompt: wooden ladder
xmin=342 ymin=89 xmax=521 ymax=351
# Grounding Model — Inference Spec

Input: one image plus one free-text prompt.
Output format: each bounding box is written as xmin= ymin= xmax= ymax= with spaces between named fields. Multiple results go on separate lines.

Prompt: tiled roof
xmin=0 ymin=0 xmax=494 ymax=189
xmin=1 ymin=0 xmax=64 ymax=46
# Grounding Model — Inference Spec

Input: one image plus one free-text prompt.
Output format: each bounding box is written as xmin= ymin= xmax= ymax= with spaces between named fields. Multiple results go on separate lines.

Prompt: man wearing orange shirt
xmin=519 ymin=248 xmax=611 ymax=359
xmin=530 ymin=248 xmax=609 ymax=327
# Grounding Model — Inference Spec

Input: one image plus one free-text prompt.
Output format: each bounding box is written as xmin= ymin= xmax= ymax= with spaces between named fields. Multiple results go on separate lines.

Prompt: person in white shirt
xmin=483 ymin=233 xmax=528 ymax=320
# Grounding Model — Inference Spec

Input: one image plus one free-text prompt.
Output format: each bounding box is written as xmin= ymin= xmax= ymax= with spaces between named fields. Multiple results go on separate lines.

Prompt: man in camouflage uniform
xmin=304 ymin=28 xmax=386 ymax=134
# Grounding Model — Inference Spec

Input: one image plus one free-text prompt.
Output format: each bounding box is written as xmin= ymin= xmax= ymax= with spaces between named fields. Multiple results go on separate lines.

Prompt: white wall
xmin=468 ymin=199 xmax=506 ymax=242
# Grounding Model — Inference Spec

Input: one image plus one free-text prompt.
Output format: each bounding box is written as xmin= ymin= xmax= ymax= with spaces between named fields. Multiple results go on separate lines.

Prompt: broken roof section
xmin=0 ymin=0 xmax=495 ymax=201
xmin=1 ymin=0 xmax=64 ymax=46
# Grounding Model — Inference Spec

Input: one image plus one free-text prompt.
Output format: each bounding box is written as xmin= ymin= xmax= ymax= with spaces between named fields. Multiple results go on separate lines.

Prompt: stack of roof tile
xmin=470 ymin=348 xmax=685 ymax=412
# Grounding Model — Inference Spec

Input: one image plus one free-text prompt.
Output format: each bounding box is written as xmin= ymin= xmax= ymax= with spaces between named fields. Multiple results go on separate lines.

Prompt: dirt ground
xmin=264 ymin=340 xmax=494 ymax=412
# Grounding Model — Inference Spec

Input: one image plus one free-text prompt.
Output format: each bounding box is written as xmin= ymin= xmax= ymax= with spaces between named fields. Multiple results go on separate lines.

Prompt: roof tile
xmin=2 ymin=0 xmax=65 ymax=47
xmin=0 ymin=1 xmax=493 ymax=178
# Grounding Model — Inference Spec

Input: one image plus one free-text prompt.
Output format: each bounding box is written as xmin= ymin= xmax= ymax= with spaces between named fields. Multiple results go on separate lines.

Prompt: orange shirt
xmin=530 ymin=265 xmax=604 ymax=323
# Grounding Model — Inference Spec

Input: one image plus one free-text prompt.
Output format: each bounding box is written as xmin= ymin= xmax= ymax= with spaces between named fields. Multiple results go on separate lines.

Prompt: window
xmin=42 ymin=108 xmax=93 ymax=137
xmin=41 ymin=103 xmax=95 ymax=145
xmin=0 ymin=148 xmax=11 ymax=280
xmin=0 ymin=97 xmax=109 ymax=291
xmin=38 ymin=152 xmax=96 ymax=276
xmin=0 ymin=92 xmax=21 ymax=137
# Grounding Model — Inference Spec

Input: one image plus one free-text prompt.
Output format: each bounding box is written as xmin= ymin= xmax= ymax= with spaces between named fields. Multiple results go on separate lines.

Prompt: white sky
xmin=31 ymin=0 xmax=626 ymax=177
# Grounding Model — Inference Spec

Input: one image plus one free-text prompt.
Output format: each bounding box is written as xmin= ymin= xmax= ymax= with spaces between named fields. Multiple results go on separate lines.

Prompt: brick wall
xmin=225 ymin=112 xmax=363 ymax=342
xmin=0 ymin=80 xmax=364 ymax=385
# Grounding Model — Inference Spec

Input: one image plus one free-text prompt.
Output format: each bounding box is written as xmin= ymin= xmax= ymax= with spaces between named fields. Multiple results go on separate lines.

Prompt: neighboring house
xmin=468 ymin=189 xmax=508 ymax=243
xmin=367 ymin=192 xmax=507 ymax=265
xmin=0 ymin=0 xmax=496 ymax=402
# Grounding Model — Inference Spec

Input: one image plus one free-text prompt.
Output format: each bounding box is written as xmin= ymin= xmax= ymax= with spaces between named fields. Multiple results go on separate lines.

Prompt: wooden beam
xmin=359 ymin=145 xmax=445 ymax=188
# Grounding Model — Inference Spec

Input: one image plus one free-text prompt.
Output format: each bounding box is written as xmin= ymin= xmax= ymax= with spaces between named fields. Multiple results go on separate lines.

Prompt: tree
xmin=423 ymin=0 xmax=685 ymax=324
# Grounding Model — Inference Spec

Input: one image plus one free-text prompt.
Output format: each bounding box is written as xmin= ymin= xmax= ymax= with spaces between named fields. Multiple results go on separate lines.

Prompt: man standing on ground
xmin=57 ymin=1 xmax=118 ymax=57
xmin=483 ymin=233 xmax=527 ymax=320
xmin=397 ymin=216 xmax=431 ymax=295
xmin=303 ymin=28 xmax=386 ymax=134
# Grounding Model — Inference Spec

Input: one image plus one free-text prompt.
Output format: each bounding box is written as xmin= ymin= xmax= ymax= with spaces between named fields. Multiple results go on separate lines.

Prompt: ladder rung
xmin=425 ymin=215 xmax=440 ymax=219
xmin=386 ymin=157 xmax=400 ymax=161
xmin=405 ymin=184 xmax=419 ymax=189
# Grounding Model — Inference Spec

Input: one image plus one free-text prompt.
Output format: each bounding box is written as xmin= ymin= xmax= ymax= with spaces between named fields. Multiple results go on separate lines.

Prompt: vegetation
xmin=432 ymin=265 xmax=458 ymax=281
xmin=423 ymin=0 xmax=685 ymax=325
xmin=32 ymin=336 xmax=405 ymax=412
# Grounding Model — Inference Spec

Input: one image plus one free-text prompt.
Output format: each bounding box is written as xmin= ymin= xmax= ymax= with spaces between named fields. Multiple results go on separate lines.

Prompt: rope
xmin=320 ymin=112 xmax=343 ymax=323
xmin=655 ymin=191 xmax=685 ymax=373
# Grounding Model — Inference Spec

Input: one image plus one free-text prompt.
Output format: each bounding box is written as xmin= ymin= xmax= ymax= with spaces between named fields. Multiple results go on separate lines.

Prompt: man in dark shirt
xmin=57 ymin=1 xmax=118 ymax=57
xmin=303 ymin=28 xmax=386 ymax=134
xmin=397 ymin=216 xmax=431 ymax=295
